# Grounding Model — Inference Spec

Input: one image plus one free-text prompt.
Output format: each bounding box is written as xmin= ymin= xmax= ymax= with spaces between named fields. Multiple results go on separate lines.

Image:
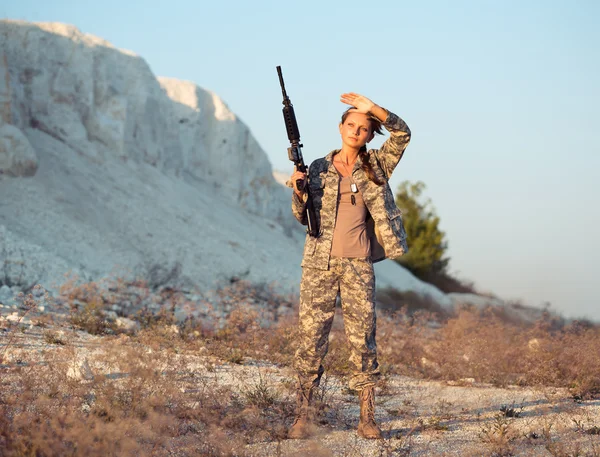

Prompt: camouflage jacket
xmin=291 ymin=111 xmax=411 ymax=270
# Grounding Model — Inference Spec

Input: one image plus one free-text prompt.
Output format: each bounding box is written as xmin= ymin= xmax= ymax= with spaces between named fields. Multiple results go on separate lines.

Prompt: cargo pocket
xmin=346 ymin=258 xmax=375 ymax=303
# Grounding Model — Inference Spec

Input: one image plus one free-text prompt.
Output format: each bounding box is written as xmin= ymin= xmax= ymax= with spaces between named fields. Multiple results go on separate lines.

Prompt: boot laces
xmin=295 ymin=387 xmax=312 ymax=419
xmin=361 ymin=387 xmax=376 ymax=421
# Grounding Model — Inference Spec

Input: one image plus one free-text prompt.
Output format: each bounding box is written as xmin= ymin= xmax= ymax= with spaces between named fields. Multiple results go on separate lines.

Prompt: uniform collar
xmin=325 ymin=149 xmax=365 ymax=174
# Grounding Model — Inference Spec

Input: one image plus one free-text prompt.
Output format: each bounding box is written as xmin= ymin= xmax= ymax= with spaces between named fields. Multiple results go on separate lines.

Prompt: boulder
xmin=0 ymin=124 xmax=38 ymax=177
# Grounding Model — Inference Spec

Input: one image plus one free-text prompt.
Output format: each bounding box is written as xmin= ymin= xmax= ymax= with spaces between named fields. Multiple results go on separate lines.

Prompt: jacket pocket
xmin=309 ymin=172 xmax=327 ymax=191
xmin=308 ymin=173 xmax=327 ymax=211
xmin=302 ymin=235 xmax=317 ymax=258
xmin=388 ymin=208 xmax=407 ymax=241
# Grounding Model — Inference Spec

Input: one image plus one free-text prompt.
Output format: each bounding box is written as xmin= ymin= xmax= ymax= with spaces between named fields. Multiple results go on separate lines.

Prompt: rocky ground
xmin=1 ymin=287 xmax=599 ymax=457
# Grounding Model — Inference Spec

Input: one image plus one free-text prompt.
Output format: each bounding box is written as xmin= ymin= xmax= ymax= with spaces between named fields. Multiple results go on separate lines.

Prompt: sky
xmin=2 ymin=0 xmax=599 ymax=319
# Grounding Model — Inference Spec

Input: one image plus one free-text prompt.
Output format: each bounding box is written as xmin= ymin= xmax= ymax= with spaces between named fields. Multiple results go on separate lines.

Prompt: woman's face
xmin=339 ymin=112 xmax=375 ymax=149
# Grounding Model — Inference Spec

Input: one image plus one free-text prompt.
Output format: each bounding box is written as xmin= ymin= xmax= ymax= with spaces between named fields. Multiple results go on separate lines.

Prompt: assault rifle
xmin=276 ymin=66 xmax=319 ymax=237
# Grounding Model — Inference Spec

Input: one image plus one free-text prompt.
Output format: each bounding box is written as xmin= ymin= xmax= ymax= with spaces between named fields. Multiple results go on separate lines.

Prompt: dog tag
xmin=350 ymin=182 xmax=358 ymax=193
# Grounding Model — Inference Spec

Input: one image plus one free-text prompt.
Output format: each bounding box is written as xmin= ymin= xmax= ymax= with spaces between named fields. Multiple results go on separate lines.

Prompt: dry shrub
xmin=377 ymin=308 xmax=440 ymax=378
xmin=527 ymin=321 xmax=600 ymax=398
xmin=61 ymin=276 xmax=120 ymax=335
xmin=188 ymin=280 xmax=300 ymax=367
xmin=204 ymin=305 xmax=298 ymax=368
xmin=0 ymin=290 xmax=39 ymax=364
xmin=60 ymin=274 xmax=189 ymax=336
xmin=3 ymin=275 xmax=600 ymax=455
xmin=0 ymin=326 xmax=293 ymax=456
xmin=426 ymin=307 xmax=530 ymax=385
xmin=69 ymin=300 xmax=118 ymax=335
xmin=207 ymin=284 xmax=600 ymax=400
xmin=1 ymin=278 xmax=304 ymax=456
xmin=478 ymin=413 xmax=519 ymax=457
xmin=377 ymin=287 xmax=448 ymax=317
xmin=375 ymin=305 xmax=600 ymax=397
xmin=59 ymin=276 xmax=300 ymax=366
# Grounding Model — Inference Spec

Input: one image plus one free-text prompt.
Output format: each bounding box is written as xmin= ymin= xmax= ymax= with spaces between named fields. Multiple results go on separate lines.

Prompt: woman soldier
xmin=287 ymin=93 xmax=411 ymax=439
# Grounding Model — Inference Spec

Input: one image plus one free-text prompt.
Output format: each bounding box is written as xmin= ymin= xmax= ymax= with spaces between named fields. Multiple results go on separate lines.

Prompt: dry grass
xmin=0 ymin=331 xmax=292 ymax=456
xmin=1 ymin=277 xmax=599 ymax=456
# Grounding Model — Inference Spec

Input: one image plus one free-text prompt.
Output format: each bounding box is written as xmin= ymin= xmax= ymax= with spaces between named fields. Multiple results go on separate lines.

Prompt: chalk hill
xmin=0 ymin=20 xmax=503 ymax=311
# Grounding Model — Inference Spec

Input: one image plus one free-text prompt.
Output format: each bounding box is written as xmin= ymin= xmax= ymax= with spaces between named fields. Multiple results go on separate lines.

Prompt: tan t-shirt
xmin=330 ymin=176 xmax=370 ymax=258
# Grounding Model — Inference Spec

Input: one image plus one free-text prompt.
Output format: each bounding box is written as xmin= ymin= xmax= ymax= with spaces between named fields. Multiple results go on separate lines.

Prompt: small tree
xmin=394 ymin=181 xmax=449 ymax=278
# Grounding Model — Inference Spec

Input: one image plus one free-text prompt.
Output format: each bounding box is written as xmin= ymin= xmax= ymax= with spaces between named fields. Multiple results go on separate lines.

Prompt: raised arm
xmin=373 ymin=111 xmax=411 ymax=179
xmin=340 ymin=93 xmax=411 ymax=179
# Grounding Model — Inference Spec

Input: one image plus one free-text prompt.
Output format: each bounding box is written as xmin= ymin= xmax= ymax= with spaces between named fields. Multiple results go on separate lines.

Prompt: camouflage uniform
xmin=290 ymin=110 xmax=411 ymax=391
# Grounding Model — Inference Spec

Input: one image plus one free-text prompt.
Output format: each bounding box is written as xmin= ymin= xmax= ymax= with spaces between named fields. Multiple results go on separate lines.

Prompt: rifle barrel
xmin=276 ymin=66 xmax=288 ymax=99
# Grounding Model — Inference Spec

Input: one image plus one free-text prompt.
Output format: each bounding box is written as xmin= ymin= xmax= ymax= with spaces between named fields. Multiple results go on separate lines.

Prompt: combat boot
xmin=357 ymin=386 xmax=383 ymax=439
xmin=288 ymin=386 xmax=314 ymax=439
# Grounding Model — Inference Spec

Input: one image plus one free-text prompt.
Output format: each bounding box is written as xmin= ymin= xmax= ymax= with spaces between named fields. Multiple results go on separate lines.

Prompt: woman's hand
xmin=340 ymin=93 xmax=376 ymax=114
xmin=340 ymin=93 xmax=388 ymax=122
xmin=291 ymin=167 xmax=307 ymax=197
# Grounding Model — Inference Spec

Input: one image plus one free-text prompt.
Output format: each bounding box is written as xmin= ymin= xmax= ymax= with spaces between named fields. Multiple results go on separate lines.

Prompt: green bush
xmin=394 ymin=181 xmax=449 ymax=278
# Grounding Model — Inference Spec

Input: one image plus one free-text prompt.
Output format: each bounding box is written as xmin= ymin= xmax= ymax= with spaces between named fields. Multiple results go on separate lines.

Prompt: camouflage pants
xmin=294 ymin=256 xmax=380 ymax=392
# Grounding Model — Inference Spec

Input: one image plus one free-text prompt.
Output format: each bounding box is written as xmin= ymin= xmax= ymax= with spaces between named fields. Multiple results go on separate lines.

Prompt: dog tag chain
xmin=339 ymin=158 xmax=359 ymax=193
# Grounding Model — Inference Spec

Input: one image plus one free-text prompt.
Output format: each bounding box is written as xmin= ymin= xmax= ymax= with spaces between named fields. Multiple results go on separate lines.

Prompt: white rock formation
xmin=0 ymin=20 xmax=290 ymax=224
xmin=0 ymin=20 xmax=504 ymax=314
xmin=0 ymin=124 xmax=38 ymax=176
